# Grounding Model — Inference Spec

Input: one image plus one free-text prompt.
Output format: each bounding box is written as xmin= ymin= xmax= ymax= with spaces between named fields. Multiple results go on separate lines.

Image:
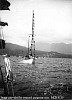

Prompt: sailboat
xmin=19 ymin=10 xmax=36 ymax=64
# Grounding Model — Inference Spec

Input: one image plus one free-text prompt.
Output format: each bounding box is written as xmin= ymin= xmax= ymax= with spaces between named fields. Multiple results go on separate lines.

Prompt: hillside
xmin=0 ymin=43 xmax=46 ymax=57
xmin=0 ymin=43 xmax=27 ymax=56
xmin=0 ymin=42 xmax=72 ymax=58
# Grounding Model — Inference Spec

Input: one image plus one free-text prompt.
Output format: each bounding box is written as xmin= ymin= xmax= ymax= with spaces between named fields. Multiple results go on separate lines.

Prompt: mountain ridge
xmin=35 ymin=42 xmax=72 ymax=54
xmin=0 ymin=42 xmax=72 ymax=58
xmin=0 ymin=42 xmax=47 ymax=57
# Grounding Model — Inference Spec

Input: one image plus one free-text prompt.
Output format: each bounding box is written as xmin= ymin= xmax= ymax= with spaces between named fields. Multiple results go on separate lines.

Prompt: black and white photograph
xmin=0 ymin=0 xmax=72 ymax=99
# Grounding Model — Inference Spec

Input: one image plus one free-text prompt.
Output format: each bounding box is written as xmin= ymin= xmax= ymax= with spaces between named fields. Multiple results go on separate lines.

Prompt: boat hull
xmin=19 ymin=58 xmax=34 ymax=64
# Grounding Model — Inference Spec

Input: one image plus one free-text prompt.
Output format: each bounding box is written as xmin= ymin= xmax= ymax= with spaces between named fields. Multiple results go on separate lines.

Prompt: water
xmin=0 ymin=56 xmax=72 ymax=98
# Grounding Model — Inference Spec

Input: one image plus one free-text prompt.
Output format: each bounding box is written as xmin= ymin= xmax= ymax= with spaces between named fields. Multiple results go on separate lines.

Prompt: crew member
xmin=3 ymin=54 xmax=11 ymax=81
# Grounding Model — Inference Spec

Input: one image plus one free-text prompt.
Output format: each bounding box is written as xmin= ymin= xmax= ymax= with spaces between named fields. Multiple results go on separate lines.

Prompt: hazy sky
xmin=0 ymin=0 xmax=72 ymax=47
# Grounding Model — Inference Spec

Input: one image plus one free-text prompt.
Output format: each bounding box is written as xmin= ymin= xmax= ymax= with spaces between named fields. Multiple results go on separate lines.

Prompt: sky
xmin=0 ymin=0 xmax=72 ymax=47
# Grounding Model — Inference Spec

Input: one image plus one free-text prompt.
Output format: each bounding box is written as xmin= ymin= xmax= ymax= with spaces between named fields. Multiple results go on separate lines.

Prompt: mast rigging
xmin=30 ymin=10 xmax=35 ymax=57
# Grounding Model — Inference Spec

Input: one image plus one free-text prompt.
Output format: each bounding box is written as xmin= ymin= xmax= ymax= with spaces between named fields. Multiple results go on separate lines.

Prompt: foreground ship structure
xmin=0 ymin=1 xmax=14 ymax=97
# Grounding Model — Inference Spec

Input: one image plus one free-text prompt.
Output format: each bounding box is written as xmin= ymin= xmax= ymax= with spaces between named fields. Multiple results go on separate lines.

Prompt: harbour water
xmin=0 ymin=56 xmax=72 ymax=99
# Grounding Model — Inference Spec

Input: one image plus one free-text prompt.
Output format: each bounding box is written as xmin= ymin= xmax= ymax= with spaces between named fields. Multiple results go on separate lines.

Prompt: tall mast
xmin=28 ymin=35 xmax=30 ymax=57
xmin=30 ymin=10 xmax=35 ymax=57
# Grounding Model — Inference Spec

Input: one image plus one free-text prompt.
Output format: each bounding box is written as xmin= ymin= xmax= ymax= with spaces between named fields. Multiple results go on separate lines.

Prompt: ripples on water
xmin=0 ymin=56 xmax=72 ymax=97
xmin=10 ymin=57 xmax=72 ymax=96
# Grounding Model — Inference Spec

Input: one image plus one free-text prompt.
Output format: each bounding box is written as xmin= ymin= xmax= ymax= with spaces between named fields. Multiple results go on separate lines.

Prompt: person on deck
xmin=2 ymin=54 xmax=11 ymax=81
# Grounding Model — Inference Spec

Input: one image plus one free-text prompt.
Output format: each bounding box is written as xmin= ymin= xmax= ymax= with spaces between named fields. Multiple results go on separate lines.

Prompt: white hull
xmin=19 ymin=58 xmax=34 ymax=64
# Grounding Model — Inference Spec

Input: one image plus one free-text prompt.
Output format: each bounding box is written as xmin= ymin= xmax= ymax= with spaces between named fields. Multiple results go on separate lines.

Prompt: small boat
xmin=19 ymin=58 xmax=33 ymax=64
xmin=19 ymin=10 xmax=36 ymax=64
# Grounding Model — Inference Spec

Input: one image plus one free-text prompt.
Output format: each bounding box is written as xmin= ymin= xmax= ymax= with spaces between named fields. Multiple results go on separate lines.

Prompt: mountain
xmin=0 ymin=42 xmax=72 ymax=58
xmin=0 ymin=43 xmax=27 ymax=56
xmin=0 ymin=43 xmax=47 ymax=57
xmin=35 ymin=42 xmax=72 ymax=55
